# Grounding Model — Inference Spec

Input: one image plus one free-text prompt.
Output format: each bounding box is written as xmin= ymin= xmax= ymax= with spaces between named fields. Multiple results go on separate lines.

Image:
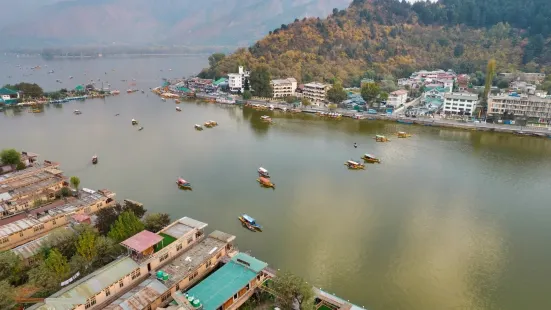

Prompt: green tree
xmin=327 ymin=103 xmax=338 ymax=110
xmin=242 ymin=90 xmax=252 ymax=100
xmin=16 ymin=161 xmax=26 ymax=170
xmin=361 ymin=82 xmax=381 ymax=105
xmin=70 ymin=176 xmax=80 ymax=192
xmin=0 ymin=149 xmax=21 ymax=166
xmin=108 ymin=211 xmax=145 ymax=242
xmin=122 ymin=200 xmax=147 ymax=219
xmin=75 ymin=229 xmax=99 ymax=265
xmin=0 ymin=251 xmax=23 ymax=285
xmin=272 ymin=271 xmax=314 ymax=310
xmin=143 ymin=213 xmax=172 ymax=233
xmin=30 ymin=249 xmax=70 ymax=290
xmin=0 ymin=281 xmax=16 ymax=310
xmin=249 ymin=65 xmax=273 ymax=98
xmin=301 ymin=98 xmax=311 ymax=106
xmin=59 ymin=186 xmax=71 ymax=197
xmin=95 ymin=205 xmax=122 ymax=236
xmin=326 ymin=82 xmax=347 ymax=104
xmin=92 ymin=236 xmax=121 ymax=268
xmin=483 ymin=59 xmax=497 ymax=106
xmin=208 ymin=53 xmax=226 ymax=68
xmin=284 ymin=96 xmax=298 ymax=103
xmin=453 ymin=44 xmax=465 ymax=57
xmin=380 ymin=92 xmax=389 ymax=101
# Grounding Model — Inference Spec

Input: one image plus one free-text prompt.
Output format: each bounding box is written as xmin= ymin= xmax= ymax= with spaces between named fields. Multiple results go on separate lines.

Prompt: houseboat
xmin=396 ymin=131 xmax=412 ymax=138
xmin=362 ymin=154 xmax=381 ymax=163
xmin=260 ymin=115 xmax=272 ymax=123
xmin=176 ymin=107 xmax=181 ymax=112
xmin=258 ymin=167 xmax=270 ymax=178
xmin=257 ymin=177 xmax=275 ymax=189
xmin=111 ymin=90 xmax=120 ymax=95
xmin=374 ymin=135 xmax=390 ymax=142
xmin=74 ymin=110 xmax=82 ymax=115
xmin=132 ymin=119 xmax=138 ymax=125
xmin=345 ymin=160 xmax=365 ymax=170
xmin=216 ymin=97 xmax=236 ymax=104
xmin=238 ymin=214 xmax=262 ymax=232
xmin=195 ymin=124 xmax=203 ymax=131
xmin=92 ymin=155 xmax=98 ymax=164
xmin=176 ymin=177 xmax=191 ymax=189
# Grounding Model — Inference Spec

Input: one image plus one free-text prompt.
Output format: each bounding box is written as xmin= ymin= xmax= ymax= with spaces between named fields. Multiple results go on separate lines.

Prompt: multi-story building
xmin=270 ymin=78 xmax=297 ymax=98
xmin=388 ymin=89 xmax=408 ymax=107
xmin=443 ymin=92 xmax=479 ymax=115
xmin=0 ymin=188 xmax=115 ymax=250
xmin=488 ymin=93 xmax=551 ymax=123
xmin=303 ymin=82 xmax=331 ymax=106
xmin=228 ymin=66 xmax=250 ymax=93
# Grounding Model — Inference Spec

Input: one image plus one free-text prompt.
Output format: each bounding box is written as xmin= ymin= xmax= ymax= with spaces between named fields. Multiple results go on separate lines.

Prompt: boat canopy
xmin=364 ymin=154 xmax=375 ymax=158
xmin=258 ymin=167 xmax=268 ymax=173
xmin=243 ymin=214 xmax=256 ymax=223
xmin=261 ymin=115 xmax=270 ymax=119
xmin=398 ymin=131 xmax=406 ymax=134
xmin=376 ymin=135 xmax=385 ymax=138
xmin=347 ymin=160 xmax=360 ymax=165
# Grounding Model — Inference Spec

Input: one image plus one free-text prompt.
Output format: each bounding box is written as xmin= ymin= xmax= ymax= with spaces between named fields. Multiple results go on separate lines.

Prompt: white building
xmin=228 ymin=66 xmax=250 ymax=93
xmin=303 ymin=82 xmax=331 ymax=106
xmin=388 ymin=89 xmax=408 ymax=107
xmin=488 ymin=93 xmax=551 ymax=123
xmin=271 ymin=78 xmax=297 ymax=98
xmin=443 ymin=92 xmax=479 ymax=115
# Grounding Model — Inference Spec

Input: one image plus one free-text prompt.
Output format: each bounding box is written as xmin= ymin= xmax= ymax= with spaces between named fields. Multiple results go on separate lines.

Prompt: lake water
xmin=2 ymin=56 xmax=551 ymax=310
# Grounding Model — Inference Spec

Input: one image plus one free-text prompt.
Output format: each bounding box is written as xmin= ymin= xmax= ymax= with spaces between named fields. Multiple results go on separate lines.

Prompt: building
xmin=421 ymin=87 xmax=448 ymax=111
xmin=488 ymin=93 xmax=551 ymax=123
xmin=11 ymin=227 xmax=73 ymax=266
xmin=443 ymin=92 xmax=479 ymax=115
xmin=0 ymin=188 xmax=115 ymax=250
xmin=388 ymin=89 xmax=408 ymax=107
xmin=184 ymin=252 xmax=268 ymax=310
xmin=303 ymin=82 xmax=331 ymax=106
xmin=270 ymin=78 xmax=297 ymax=98
xmin=0 ymin=87 xmax=20 ymax=104
xmin=228 ymin=66 xmax=250 ymax=93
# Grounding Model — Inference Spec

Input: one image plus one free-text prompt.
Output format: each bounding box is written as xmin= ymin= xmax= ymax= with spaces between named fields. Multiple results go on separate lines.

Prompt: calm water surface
xmin=1 ymin=57 xmax=551 ymax=310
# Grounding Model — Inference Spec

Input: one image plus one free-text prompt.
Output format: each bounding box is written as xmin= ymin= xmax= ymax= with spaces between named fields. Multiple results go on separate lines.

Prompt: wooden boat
xmin=396 ymin=131 xmax=412 ymax=138
xmin=176 ymin=107 xmax=181 ymax=112
xmin=362 ymin=154 xmax=381 ymax=163
xmin=132 ymin=119 xmax=138 ymax=125
xmin=138 ymin=127 xmax=144 ymax=131
xmin=111 ymin=90 xmax=120 ymax=95
xmin=238 ymin=214 xmax=262 ymax=232
xmin=345 ymin=160 xmax=365 ymax=170
xmin=162 ymin=98 xmax=166 ymax=102
xmin=176 ymin=177 xmax=191 ymax=189
xmin=260 ymin=115 xmax=272 ymax=123
xmin=258 ymin=167 xmax=270 ymax=178
xmin=204 ymin=120 xmax=218 ymax=128
xmin=74 ymin=110 xmax=82 ymax=115
xmin=195 ymin=124 xmax=203 ymax=131
xmin=175 ymin=99 xmax=181 ymax=104
xmin=92 ymin=155 xmax=98 ymax=164
xmin=257 ymin=176 xmax=275 ymax=189
xmin=374 ymin=135 xmax=390 ymax=142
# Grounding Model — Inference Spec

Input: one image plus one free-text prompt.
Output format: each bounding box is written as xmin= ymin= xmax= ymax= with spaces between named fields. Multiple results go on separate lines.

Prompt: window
xmin=105 ymin=287 xmax=111 ymax=297
xmin=187 ymin=237 xmax=193 ymax=244
xmin=19 ymin=232 xmax=24 ymax=237
xmin=216 ymin=252 xmax=222 ymax=259
xmin=176 ymin=284 xmax=180 ymax=291
xmin=176 ymin=243 xmax=182 ymax=251
xmin=52 ymin=219 xmax=56 ymax=225
xmin=131 ymin=269 xmax=141 ymax=280
xmin=159 ymin=253 xmax=169 ymax=262
xmin=145 ymin=306 xmax=151 ymax=310
xmin=85 ymin=297 xmax=96 ymax=309
xmin=119 ymin=280 xmax=124 ymax=288
xmin=0 ymin=237 xmax=8 ymax=244
xmin=233 ymin=293 xmax=238 ymax=300
xmin=206 ymin=260 xmax=212 ymax=268
xmin=161 ymin=293 xmax=170 ymax=302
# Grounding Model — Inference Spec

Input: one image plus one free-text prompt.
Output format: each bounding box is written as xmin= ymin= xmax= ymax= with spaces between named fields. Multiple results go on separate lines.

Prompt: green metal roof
xmin=213 ymin=78 xmax=227 ymax=86
xmin=186 ymin=253 xmax=267 ymax=310
xmin=0 ymin=87 xmax=18 ymax=95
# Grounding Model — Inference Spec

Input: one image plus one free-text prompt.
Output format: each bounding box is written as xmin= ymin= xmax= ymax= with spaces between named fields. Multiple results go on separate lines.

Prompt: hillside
xmin=199 ymin=0 xmax=551 ymax=86
xmin=0 ymin=0 xmax=350 ymax=49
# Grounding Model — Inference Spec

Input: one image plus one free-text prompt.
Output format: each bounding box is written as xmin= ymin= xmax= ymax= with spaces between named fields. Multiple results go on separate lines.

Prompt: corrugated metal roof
xmin=0 ymin=192 xmax=12 ymax=200
xmin=57 ymin=257 xmax=139 ymax=302
xmin=231 ymin=253 xmax=268 ymax=273
xmin=178 ymin=217 xmax=207 ymax=230
xmin=120 ymin=230 xmax=163 ymax=253
xmin=11 ymin=227 xmax=71 ymax=259
xmin=162 ymin=222 xmax=193 ymax=239
xmin=208 ymin=230 xmax=236 ymax=243
xmin=186 ymin=258 xmax=261 ymax=310
xmin=103 ymin=278 xmax=167 ymax=310
xmin=0 ymin=218 xmax=42 ymax=237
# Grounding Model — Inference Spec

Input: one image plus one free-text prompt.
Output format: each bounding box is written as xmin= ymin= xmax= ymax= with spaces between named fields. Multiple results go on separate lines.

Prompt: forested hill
xmin=200 ymin=0 xmax=551 ymax=86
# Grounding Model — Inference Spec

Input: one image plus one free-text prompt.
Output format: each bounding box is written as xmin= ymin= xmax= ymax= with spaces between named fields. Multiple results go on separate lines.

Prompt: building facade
xmin=0 ymin=87 xmax=20 ymax=104
xmin=303 ymin=82 xmax=331 ymax=106
xmin=488 ymin=94 xmax=551 ymax=123
xmin=388 ymin=90 xmax=408 ymax=107
xmin=270 ymin=78 xmax=297 ymax=98
xmin=228 ymin=66 xmax=250 ymax=93
xmin=443 ymin=92 xmax=479 ymax=115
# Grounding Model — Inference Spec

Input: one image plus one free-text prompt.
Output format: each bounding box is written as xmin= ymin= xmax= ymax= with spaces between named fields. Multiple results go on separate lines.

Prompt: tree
xmin=326 ymin=82 xmax=347 ymax=104
xmin=143 ymin=213 xmax=171 ymax=233
xmin=483 ymin=59 xmax=497 ymax=106
xmin=108 ymin=211 xmax=145 ymax=242
xmin=30 ymin=249 xmax=70 ymax=290
xmin=243 ymin=78 xmax=250 ymax=91
xmin=327 ymin=103 xmax=338 ymax=110
xmin=0 ymin=281 xmax=16 ymax=310
xmin=301 ymin=98 xmax=311 ymax=106
xmin=3 ymin=83 xmax=43 ymax=98
xmin=380 ymin=92 xmax=389 ymax=101
xmin=70 ymin=176 xmax=80 ymax=192
xmin=122 ymin=200 xmax=147 ymax=219
xmin=42 ymin=228 xmax=78 ymax=259
xmin=249 ymin=65 xmax=273 ymax=98
xmin=16 ymin=161 xmax=26 ymax=170
xmin=0 ymin=149 xmax=21 ymax=166
xmin=271 ymin=271 xmax=314 ymax=310
xmin=284 ymin=96 xmax=298 ymax=104
xmin=453 ymin=44 xmax=465 ymax=57
xmin=0 ymin=251 xmax=23 ymax=285
xmin=95 ymin=206 xmax=122 ymax=236
xmin=92 ymin=236 xmax=121 ymax=268
xmin=361 ymin=82 xmax=381 ymax=105
xmin=75 ymin=229 xmax=99 ymax=265
xmin=59 ymin=186 xmax=71 ymax=197
xmin=242 ymin=90 xmax=252 ymax=100
xmin=208 ymin=53 xmax=225 ymax=68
